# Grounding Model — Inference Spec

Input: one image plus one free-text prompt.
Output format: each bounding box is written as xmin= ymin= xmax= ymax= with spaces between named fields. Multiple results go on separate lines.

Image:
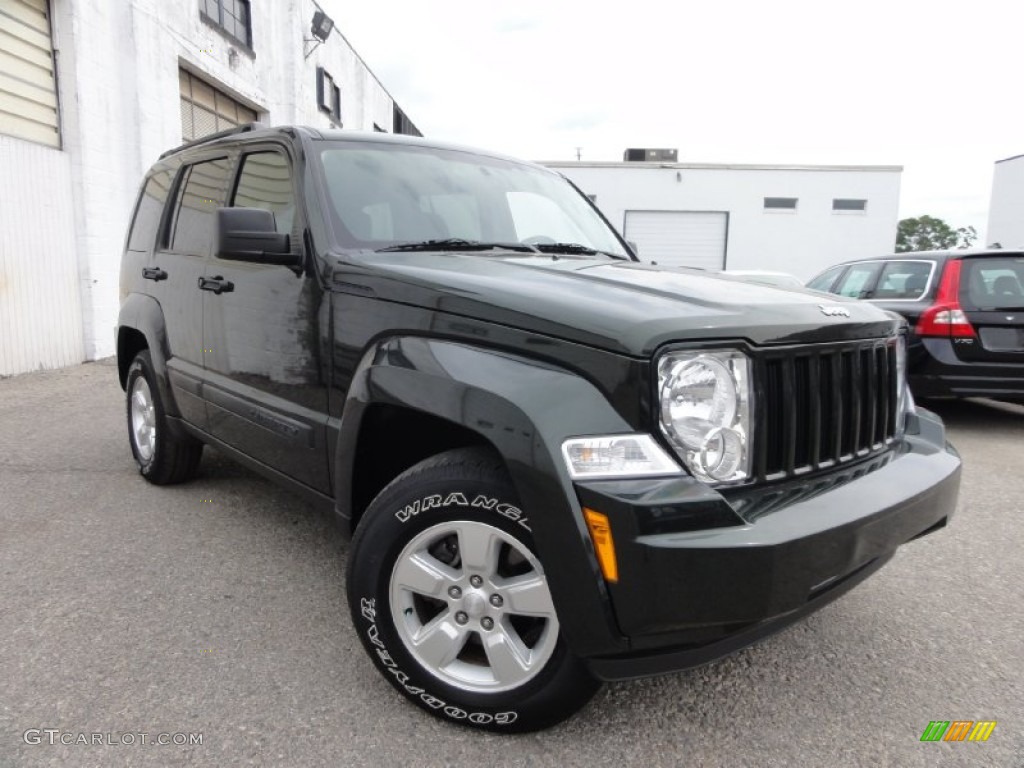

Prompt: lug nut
xmin=489 ymin=594 xmax=503 ymax=608
xmin=455 ymin=611 xmax=468 ymax=625
xmin=470 ymin=575 xmax=483 ymax=588
xmin=481 ymin=617 xmax=494 ymax=630
xmin=448 ymin=586 xmax=462 ymax=599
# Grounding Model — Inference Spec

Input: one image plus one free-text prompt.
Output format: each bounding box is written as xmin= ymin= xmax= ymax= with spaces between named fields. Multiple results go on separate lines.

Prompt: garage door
xmin=0 ymin=0 xmax=60 ymax=147
xmin=624 ymin=211 xmax=728 ymax=270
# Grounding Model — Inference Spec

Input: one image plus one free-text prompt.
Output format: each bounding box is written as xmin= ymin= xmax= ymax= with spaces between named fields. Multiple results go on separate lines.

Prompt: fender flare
xmin=335 ymin=336 xmax=634 ymax=657
xmin=116 ymin=293 xmax=181 ymax=419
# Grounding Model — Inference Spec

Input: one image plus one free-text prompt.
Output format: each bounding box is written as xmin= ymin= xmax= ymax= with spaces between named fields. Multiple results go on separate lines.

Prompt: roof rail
xmin=158 ymin=123 xmax=259 ymax=159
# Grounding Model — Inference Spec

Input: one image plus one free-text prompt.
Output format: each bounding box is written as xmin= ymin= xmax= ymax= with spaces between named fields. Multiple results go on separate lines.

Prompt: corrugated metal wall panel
xmin=0 ymin=135 xmax=83 ymax=375
xmin=0 ymin=0 xmax=59 ymax=148
xmin=624 ymin=210 xmax=728 ymax=270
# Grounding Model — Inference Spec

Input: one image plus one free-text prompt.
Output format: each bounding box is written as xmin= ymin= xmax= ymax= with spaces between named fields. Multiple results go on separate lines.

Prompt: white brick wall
xmin=1 ymin=0 xmax=406 ymax=374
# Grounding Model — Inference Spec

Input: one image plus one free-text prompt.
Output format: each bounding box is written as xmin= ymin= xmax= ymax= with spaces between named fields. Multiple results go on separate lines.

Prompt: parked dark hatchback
xmin=808 ymin=249 xmax=1024 ymax=402
xmin=116 ymin=125 xmax=961 ymax=732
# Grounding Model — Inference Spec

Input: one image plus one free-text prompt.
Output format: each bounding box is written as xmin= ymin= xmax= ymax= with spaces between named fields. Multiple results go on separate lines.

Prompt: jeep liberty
xmin=116 ymin=125 xmax=961 ymax=732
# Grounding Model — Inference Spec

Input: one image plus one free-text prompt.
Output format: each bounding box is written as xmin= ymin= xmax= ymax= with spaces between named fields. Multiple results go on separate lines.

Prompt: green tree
xmin=895 ymin=215 xmax=977 ymax=253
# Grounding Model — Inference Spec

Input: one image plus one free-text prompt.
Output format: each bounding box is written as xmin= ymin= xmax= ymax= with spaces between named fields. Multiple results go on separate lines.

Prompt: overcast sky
xmin=330 ymin=0 xmax=1019 ymax=241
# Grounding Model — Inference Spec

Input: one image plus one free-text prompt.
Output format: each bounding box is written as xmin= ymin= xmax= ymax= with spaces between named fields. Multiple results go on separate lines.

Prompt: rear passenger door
xmin=201 ymin=146 xmax=331 ymax=492
xmin=149 ymin=156 xmax=234 ymax=427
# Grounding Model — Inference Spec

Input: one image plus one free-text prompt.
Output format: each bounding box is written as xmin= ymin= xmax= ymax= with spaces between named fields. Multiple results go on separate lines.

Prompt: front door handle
xmin=198 ymin=276 xmax=234 ymax=295
xmin=142 ymin=267 xmax=168 ymax=281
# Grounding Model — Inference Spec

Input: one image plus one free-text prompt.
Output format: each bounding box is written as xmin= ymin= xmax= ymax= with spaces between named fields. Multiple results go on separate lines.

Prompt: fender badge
xmin=819 ymin=304 xmax=851 ymax=318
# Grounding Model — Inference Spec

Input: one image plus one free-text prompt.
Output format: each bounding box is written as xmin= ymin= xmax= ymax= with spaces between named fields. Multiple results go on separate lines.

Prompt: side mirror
xmin=216 ymin=208 xmax=296 ymax=265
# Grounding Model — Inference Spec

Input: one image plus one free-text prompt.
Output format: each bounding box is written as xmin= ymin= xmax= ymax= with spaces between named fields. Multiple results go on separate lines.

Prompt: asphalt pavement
xmin=0 ymin=360 xmax=1021 ymax=767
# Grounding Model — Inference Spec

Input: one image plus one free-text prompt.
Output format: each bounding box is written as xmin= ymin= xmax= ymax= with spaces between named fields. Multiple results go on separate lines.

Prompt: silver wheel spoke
xmin=456 ymin=523 xmax=500 ymax=575
xmin=392 ymin=552 xmax=457 ymax=598
xmin=390 ymin=519 xmax=559 ymax=694
xmin=482 ymin=622 xmax=532 ymax=684
xmin=499 ymin=573 xmax=556 ymax=618
xmin=412 ymin=614 xmax=467 ymax=669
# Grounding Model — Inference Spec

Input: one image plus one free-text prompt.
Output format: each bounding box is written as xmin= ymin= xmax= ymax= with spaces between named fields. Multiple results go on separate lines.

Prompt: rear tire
xmin=347 ymin=447 xmax=600 ymax=732
xmin=125 ymin=350 xmax=202 ymax=485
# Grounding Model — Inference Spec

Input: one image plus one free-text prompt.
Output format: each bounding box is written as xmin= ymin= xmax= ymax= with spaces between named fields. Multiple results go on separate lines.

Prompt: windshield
xmin=960 ymin=256 xmax=1024 ymax=309
xmin=315 ymin=141 xmax=629 ymax=257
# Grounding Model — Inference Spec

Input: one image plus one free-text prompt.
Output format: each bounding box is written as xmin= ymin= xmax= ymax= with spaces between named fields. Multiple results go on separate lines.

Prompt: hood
xmin=330 ymin=252 xmax=897 ymax=357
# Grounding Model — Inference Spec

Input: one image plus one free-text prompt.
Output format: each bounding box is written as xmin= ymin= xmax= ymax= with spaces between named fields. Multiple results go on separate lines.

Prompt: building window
xmin=0 ymin=0 xmax=60 ymax=147
xmin=316 ymin=67 xmax=341 ymax=125
xmin=764 ymin=197 xmax=798 ymax=211
xmin=833 ymin=198 xmax=867 ymax=212
xmin=199 ymin=0 xmax=252 ymax=50
xmin=393 ymin=104 xmax=421 ymax=137
xmin=179 ymin=69 xmax=257 ymax=142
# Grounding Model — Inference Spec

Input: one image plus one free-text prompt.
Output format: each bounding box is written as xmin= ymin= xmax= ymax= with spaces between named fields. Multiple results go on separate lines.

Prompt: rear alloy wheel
xmin=125 ymin=350 xmax=203 ymax=485
xmin=347 ymin=447 xmax=600 ymax=732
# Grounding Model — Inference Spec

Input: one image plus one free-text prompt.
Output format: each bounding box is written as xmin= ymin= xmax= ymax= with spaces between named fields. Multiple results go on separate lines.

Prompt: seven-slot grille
xmin=753 ymin=338 xmax=899 ymax=481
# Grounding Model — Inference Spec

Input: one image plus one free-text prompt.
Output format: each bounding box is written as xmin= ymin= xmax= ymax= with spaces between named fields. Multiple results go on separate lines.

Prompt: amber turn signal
xmin=583 ymin=508 xmax=619 ymax=583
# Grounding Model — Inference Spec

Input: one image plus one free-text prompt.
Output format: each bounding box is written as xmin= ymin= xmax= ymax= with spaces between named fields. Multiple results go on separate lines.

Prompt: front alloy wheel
xmin=347 ymin=447 xmax=600 ymax=732
xmin=390 ymin=520 xmax=559 ymax=694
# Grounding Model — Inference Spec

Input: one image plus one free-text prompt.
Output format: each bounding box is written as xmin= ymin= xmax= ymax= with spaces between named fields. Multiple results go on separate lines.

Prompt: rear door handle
xmin=142 ymin=267 xmax=168 ymax=281
xmin=198 ymin=276 xmax=234 ymax=295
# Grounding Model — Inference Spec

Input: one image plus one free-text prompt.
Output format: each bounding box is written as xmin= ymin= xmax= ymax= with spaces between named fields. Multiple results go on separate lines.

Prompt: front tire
xmin=347 ymin=447 xmax=600 ymax=732
xmin=125 ymin=350 xmax=202 ymax=485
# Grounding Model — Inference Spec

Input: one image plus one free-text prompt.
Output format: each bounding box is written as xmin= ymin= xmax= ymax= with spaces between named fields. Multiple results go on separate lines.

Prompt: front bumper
xmin=910 ymin=337 xmax=1024 ymax=399
xmin=574 ymin=408 xmax=961 ymax=681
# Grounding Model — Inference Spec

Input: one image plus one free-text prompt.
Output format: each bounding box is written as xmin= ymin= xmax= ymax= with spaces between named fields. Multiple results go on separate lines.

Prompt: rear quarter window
xmin=961 ymin=257 xmax=1024 ymax=309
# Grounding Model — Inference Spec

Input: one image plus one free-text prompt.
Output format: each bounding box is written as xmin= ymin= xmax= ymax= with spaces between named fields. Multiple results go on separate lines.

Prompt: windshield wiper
xmin=376 ymin=238 xmax=537 ymax=253
xmin=532 ymin=242 xmax=629 ymax=260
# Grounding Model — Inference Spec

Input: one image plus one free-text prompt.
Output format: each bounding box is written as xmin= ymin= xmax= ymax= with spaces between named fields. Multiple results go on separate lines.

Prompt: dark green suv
xmin=117 ymin=125 xmax=961 ymax=731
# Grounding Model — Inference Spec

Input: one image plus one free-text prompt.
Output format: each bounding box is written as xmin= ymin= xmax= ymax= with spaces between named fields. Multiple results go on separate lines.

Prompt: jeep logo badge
xmin=819 ymin=305 xmax=851 ymax=318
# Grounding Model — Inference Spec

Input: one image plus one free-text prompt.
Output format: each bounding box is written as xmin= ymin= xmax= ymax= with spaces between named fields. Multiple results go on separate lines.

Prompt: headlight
xmin=657 ymin=350 xmax=752 ymax=483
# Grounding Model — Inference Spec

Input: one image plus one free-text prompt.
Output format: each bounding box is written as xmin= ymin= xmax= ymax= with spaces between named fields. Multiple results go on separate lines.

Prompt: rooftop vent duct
xmin=624 ymin=148 xmax=678 ymax=162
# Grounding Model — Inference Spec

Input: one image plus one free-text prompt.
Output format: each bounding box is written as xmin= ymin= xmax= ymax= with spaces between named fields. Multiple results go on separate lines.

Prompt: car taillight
xmin=915 ymin=260 xmax=976 ymax=338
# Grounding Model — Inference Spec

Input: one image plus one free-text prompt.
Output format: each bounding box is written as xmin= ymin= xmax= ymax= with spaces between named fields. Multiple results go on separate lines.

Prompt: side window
xmin=127 ymin=171 xmax=173 ymax=251
xmin=834 ymin=263 xmax=882 ymax=299
xmin=873 ymin=261 xmax=933 ymax=300
xmin=170 ymin=157 xmax=233 ymax=255
xmin=807 ymin=265 xmax=846 ymax=293
xmin=232 ymin=152 xmax=295 ymax=235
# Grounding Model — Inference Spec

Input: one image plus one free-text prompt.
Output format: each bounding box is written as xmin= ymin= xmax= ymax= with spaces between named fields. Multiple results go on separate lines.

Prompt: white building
xmin=544 ymin=156 xmax=902 ymax=280
xmin=0 ymin=0 xmax=419 ymax=376
xmin=987 ymin=154 xmax=1024 ymax=249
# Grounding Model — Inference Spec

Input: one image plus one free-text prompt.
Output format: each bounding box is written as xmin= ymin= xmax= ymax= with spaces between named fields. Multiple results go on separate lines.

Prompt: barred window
xmin=179 ymin=69 xmax=257 ymax=142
